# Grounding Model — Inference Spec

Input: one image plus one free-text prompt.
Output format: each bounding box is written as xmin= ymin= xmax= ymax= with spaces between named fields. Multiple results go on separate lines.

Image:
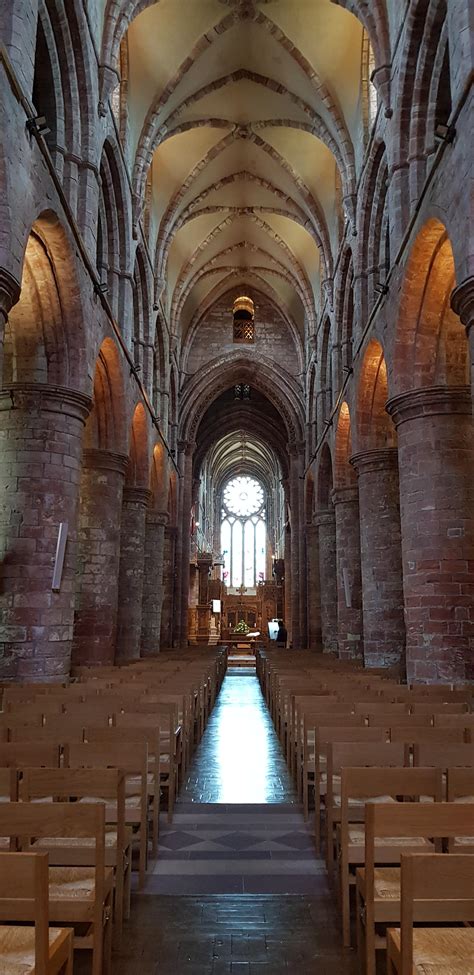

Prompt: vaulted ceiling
xmin=117 ymin=0 xmax=366 ymax=345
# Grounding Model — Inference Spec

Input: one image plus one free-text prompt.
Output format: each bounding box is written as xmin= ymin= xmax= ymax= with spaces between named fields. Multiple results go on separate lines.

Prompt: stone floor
xmin=84 ymin=669 xmax=358 ymax=973
xmin=180 ymin=670 xmax=296 ymax=803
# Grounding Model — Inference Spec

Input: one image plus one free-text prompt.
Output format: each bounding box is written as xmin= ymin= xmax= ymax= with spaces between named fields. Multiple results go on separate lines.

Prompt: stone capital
xmin=451 ymin=276 xmax=474 ymax=331
xmin=331 ymin=484 xmax=359 ymax=507
xmin=386 ymin=385 xmax=472 ymax=428
xmin=0 ymin=383 xmax=92 ymax=423
xmin=122 ymin=486 xmax=152 ymax=507
xmin=314 ymin=508 xmax=336 ymax=529
xmin=146 ymin=509 xmax=169 ymax=528
xmin=350 ymin=447 xmax=399 ymax=476
xmin=83 ymin=448 xmax=129 ymax=475
xmin=0 ymin=268 xmax=21 ymax=323
xmin=177 ymin=439 xmax=195 ymax=457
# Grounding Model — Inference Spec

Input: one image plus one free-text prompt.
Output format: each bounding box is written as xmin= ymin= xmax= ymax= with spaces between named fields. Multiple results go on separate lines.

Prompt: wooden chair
xmin=0 ymin=802 xmax=113 ymax=975
xmin=0 ymin=742 xmax=60 ymax=769
xmin=447 ymin=767 xmax=474 ymax=853
xmin=66 ymin=739 xmax=149 ymax=888
xmin=0 ymin=851 xmax=73 ymax=974
xmin=314 ymin=725 xmax=389 ymax=853
xmin=338 ymin=766 xmax=442 ymax=947
xmin=386 ymin=853 xmax=474 ymax=974
xmin=325 ymin=741 xmax=406 ymax=879
xmin=84 ymin=725 xmax=160 ymax=855
xmin=21 ymin=766 xmax=131 ymax=944
xmin=356 ymin=802 xmax=474 ymax=975
xmin=301 ymin=712 xmax=364 ymax=819
xmin=414 ymin=743 xmax=474 ymax=781
xmin=114 ymin=709 xmax=180 ymax=822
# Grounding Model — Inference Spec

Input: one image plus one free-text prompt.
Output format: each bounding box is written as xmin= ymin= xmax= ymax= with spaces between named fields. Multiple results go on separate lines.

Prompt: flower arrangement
xmin=233 ymin=619 xmax=250 ymax=634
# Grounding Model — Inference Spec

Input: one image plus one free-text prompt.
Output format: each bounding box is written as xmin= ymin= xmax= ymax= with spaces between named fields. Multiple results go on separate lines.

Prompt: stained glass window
xmin=221 ymin=476 xmax=266 ymax=587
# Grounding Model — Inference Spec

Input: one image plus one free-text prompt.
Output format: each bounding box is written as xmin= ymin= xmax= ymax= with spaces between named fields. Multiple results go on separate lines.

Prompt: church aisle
xmin=109 ymin=668 xmax=357 ymax=973
xmin=181 ymin=670 xmax=296 ymax=804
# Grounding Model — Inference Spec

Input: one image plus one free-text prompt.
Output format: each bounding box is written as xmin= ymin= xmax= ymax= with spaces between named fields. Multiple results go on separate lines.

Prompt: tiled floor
xmin=95 ymin=669 xmax=358 ymax=973
xmin=112 ymin=895 xmax=358 ymax=974
xmin=180 ymin=669 xmax=296 ymax=804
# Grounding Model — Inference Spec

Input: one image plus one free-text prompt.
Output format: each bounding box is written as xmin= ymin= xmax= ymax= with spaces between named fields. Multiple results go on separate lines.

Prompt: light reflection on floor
xmin=180 ymin=669 xmax=296 ymax=804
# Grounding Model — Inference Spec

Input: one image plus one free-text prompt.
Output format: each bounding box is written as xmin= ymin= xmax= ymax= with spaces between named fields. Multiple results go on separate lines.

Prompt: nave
xmin=111 ymin=667 xmax=357 ymax=975
xmin=1 ymin=647 xmax=473 ymax=974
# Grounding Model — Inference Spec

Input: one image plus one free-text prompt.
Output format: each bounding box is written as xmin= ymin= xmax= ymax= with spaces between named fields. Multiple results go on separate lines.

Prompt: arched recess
xmin=319 ymin=316 xmax=333 ymax=431
xmin=72 ymin=338 xmax=128 ymax=667
xmin=387 ymin=219 xmax=473 ymax=683
xmin=31 ymin=2 xmax=95 ymax=210
xmin=395 ymin=0 xmax=451 ymax=215
xmin=0 ymin=212 xmax=90 ymax=681
xmin=392 ymin=220 xmax=468 ymax=395
xmin=334 ymin=402 xmax=356 ymax=488
xmin=335 ymin=249 xmax=355 ymax=382
xmin=333 ymin=403 xmax=363 ymax=660
xmin=96 ymin=139 xmax=132 ymax=325
xmin=352 ymin=340 xmax=405 ymax=672
xmin=357 ymin=142 xmax=390 ymax=318
xmin=3 ymin=212 xmax=87 ymax=390
xmin=307 ymin=363 xmax=317 ymax=456
xmin=356 ymin=339 xmax=395 ymax=451
xmin=141 ymin=441 xmax=169 ymax=657
xmin=179 ymin=353 xmax=304 ymax=448
xmin=132 ymin=245 xmax=152 ymax=391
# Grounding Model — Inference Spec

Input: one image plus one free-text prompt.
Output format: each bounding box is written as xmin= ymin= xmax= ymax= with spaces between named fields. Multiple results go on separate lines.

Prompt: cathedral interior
xmin=0 ymin=1 xmax=473 ymax=973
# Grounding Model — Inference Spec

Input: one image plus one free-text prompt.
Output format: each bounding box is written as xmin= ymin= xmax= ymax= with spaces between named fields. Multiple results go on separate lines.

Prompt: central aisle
xmin=181 ymin=670 xmax=296 ymax=803
xmin=113 ymin=667 xmax=357 ymax=974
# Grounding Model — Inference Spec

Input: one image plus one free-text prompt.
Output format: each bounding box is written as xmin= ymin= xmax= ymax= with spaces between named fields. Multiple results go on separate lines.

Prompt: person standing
xmin=276 ymin=620 xmax=287 ymax=648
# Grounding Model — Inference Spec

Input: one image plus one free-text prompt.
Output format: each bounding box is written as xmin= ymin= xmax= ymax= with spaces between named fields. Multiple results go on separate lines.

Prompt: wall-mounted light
xmin=374 ymin=282 xmax=389 ymax=296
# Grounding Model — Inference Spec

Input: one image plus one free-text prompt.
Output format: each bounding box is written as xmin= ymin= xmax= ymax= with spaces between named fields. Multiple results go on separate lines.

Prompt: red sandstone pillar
xmin=115 ymin=486 xmax=151 ymax=661
xmin=72 ymin=448 xmax=127 ymax=666
xmin=351 ymin=449 xmax=405 ymax=671
xmin=141 ymin=509 xmax=169 ymax=655
xmin=314 ymin=509 xmax=338 ymax=653
xmin=306 ymin=522 xmax=322 ymax=650
xmin=289 ymin=448 xmax=301 ymax=647
xmin=386 ymin=386 xmax=474 ymax=683
xmin=452 ymin=278 xmax=474 ymax=401
xmin=0 ymin=384 xmax=91 ymax=680
xmin=160 ymin=524 xmax=177 ymax=649
xmin=332 ymin=486 xmax=363 ymax=660
xmin=176 ymin=442 xmax=194 ymax=647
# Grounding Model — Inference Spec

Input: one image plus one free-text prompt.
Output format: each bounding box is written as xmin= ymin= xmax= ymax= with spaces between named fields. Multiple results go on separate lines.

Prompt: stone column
xmin=176 ymin=441 xmax=195 ymax=647
xmin=0 ymin=383 xmax=91 ymax=680
xmin=332 ymin=486 xmax=363 ymax=660
xmin=452 ymin=277 xmax=474 ymax=401
xmin=288 ymin=447 xmax=302 ymax=647
xmin=161 ymin=524 xmax=177 ymax=649
xmin=115 ymin=486 xmax=151 ymax=661
xmin=72 ymin=448 xmax=128 ymax=667
xmin=351 ymin=449 xmax=405 ymax=671
xmin=387 ymin=386 xmax=474 ymax=682
xmin=141 ymin=509 xmax=169 ymax=656
xmin=314 ymin=509 xmax=338 ymax=653
xmin=0 ymin=269 xmax=20 ymax=382
xmin=306 ymin=522 xmax=322 ymax=650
